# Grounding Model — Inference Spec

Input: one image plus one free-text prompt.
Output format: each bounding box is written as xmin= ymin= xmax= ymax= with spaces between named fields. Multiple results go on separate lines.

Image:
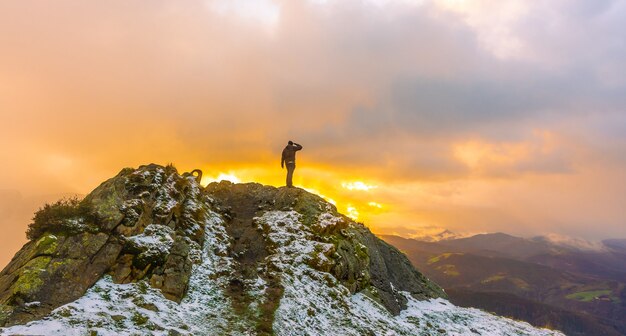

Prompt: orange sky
xmin=1 ymin=0 xmax=626 ymax=266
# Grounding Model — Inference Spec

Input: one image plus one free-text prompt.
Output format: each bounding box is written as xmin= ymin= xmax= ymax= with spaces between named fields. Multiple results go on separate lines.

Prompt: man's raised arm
xmin=293 ymin=143 xmax=303 ymax=151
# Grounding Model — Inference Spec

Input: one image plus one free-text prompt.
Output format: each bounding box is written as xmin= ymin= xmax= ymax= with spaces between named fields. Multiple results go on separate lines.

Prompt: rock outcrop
xmin=205 ymin=181 xmax=446 ymax=327
xmin=0 ymin=164 xmax=208 ymax=326
xmin=0 ymin=164 xmax=444 ymax=329
xmin=0 ymin=164 xmax=565 ymax=336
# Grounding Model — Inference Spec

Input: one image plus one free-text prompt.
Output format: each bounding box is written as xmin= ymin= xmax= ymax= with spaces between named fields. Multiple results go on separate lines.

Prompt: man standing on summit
xmin=281 ymin=140 xmax=303 ymax=187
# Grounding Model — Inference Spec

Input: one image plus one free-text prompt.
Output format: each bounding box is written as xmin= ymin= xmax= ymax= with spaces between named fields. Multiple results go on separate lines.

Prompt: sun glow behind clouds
xmin=368 ymin=202 xmax=383 ymax=209
xmin=341 ymin=181 xmax=378 ymax=191
xmin=346 ymin=204 xmax=359 ymax=220
xmin=194 ymin=168 xmax=377 ymax=223
xmin=201 ymin=172 xmax=241 ymax=185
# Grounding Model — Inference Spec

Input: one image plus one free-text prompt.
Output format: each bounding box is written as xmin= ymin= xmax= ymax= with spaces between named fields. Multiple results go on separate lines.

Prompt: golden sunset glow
xmin=1 ymin=0 xmax=625 ymax=267
xmin=368 ymin=202 xmax=383 ymax=209
xmin=341 ymin=181 xmax=378 ymax=191
xmin=202 ymin=172 xmax=242 ymax=185
xmin=346 ymin=205 xmax=360 ymax=221
xmin=300 ymin=187 xmax=337 ymax=206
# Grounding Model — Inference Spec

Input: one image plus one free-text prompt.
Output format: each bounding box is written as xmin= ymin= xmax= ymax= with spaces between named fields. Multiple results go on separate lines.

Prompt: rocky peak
xmin=0 ymin=164 xmax=443 ymax=329
xmin=0 ymin=164 xmax=561 ymax=336
xmin=206 ymin=181 xmax=446 ymax=316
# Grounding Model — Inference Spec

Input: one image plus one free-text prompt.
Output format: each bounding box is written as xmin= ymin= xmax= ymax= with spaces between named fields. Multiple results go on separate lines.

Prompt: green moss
xmin=101 ymin=291 xmax=112 ymax=301
xmin=57 ymin=307 xmax=73 ymax=317
xmin=48 ymin=260 xmax=65 ymax=272
xmin=0 ymin=303 xmax=13 ymax=324
xmin=137 ymin=281 xmax=149 ymax=294
xmin=131 ymin=311 xmax=149 ymax=325
xmin=35 ymin=234 xmax=58 ymax=255
xmin=291 ymin=192 xmax=336 ymax=227
xmin=92 ymin=187 xmax=124 ymax=225
xmin=51 ymin=258 xmax=83 ymax=280
xmin=12 ymin=256 xmax=51 ymax=296
xmin=355 ymin=243 xmax=368 ymax=260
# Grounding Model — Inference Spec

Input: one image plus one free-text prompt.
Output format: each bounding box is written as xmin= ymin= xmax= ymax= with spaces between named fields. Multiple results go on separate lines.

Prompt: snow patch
xmin=126 ymin=224 xmax=174 ymax=258
xmin=316 ymin=212 xmax=343 ymax=229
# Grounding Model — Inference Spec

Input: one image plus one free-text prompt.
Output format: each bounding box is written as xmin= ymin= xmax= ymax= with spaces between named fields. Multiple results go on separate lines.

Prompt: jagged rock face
xmin=0 ymin=164 xmax=208 ymax=326
xmin=346 ymin=227 xmax=447 ymax=314
xmin=205 ymin=181 xmax=446 ymax=324
xmin=0 ymin=164 xmax=563 ymax=336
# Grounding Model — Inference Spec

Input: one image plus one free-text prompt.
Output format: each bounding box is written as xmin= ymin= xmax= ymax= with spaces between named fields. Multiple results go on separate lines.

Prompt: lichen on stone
xmin=34 ymin=234 xmax=58 ymax=256
xmin=11 ymin=256 xmax=51 ymax=297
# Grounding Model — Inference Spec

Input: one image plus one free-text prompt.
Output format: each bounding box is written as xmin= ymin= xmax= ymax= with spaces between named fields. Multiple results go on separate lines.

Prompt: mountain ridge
xmin=382 ymin=234 xmax=626 ymax=335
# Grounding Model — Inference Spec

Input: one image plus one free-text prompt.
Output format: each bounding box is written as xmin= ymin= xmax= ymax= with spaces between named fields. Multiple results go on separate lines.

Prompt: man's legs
xmin=286 ymin=163 xmax=295 ymax=187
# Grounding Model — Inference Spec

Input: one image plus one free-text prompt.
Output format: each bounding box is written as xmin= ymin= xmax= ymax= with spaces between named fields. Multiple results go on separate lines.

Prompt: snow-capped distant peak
xmin=408 ymin=228 xmax=471 ymax=242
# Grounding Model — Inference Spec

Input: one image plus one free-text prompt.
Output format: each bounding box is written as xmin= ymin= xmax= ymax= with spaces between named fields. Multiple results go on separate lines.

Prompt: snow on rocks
xmin=256 ymin=210 xmax=334 ymax=271
xmin=258 ymin=210 xmax=563 ymax=336
xmin=125 ymin=224 xmax=174 ymax=259
xmin=0 ymin=211 xmax=238 ymax=336
xmin=1 ymin=206 xmax=565 ymax=336
xmin=348 ymin=293 xmax=563 ymax=336
xmin=313 ymin=212 xmax=346 ymax=234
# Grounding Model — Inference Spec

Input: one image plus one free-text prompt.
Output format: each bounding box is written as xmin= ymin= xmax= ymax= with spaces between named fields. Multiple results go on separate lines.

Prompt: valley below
xmin=383 ymin=233 xmax=626 ymax=336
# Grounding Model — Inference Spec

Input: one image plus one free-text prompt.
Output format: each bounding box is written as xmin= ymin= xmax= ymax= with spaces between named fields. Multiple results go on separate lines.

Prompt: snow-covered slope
xmin=2 ymin=209 xmax=561 ymax=336
xmin=0 ymin=165 xmax=563 ymax=336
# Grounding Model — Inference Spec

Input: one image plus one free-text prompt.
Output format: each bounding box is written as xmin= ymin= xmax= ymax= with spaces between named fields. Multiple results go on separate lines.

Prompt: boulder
xmin=0 ymin=164 xmax=208 ymax=327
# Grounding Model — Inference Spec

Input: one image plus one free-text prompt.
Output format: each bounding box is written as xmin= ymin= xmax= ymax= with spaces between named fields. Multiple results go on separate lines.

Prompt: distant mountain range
xmin=407 ymin=229 xmax=468 ymax=242
xmin=382 ymin=233 xmax=626 ymax=336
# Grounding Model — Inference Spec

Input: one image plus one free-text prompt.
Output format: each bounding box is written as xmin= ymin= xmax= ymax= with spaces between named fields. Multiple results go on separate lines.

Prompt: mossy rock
xmin=0 ymin=304 xmax=13 ymax=326
xmin=34 ymin=234 xmax=59 ymax=256
xmin=131 ymin=311 xmax=149 ymax=325
xmin=11 ymin=256 xmax=51 ymax=297
xmin=83 ymin=168 xmax=131 ymax=232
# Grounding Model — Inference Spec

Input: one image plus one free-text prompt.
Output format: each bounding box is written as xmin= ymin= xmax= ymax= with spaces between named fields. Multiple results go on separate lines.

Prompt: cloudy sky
xmin=1 ymin=0 xmax=625 ymax=264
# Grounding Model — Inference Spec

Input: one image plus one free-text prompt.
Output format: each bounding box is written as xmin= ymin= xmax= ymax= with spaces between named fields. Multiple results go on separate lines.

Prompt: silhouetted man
xmin=281 ymin=140 xmax=303 ymax=187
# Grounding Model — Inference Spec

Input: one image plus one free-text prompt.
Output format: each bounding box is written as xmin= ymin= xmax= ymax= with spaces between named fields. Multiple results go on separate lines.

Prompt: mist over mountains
xmin=383 ymin=232 xmax=626 ymax=335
